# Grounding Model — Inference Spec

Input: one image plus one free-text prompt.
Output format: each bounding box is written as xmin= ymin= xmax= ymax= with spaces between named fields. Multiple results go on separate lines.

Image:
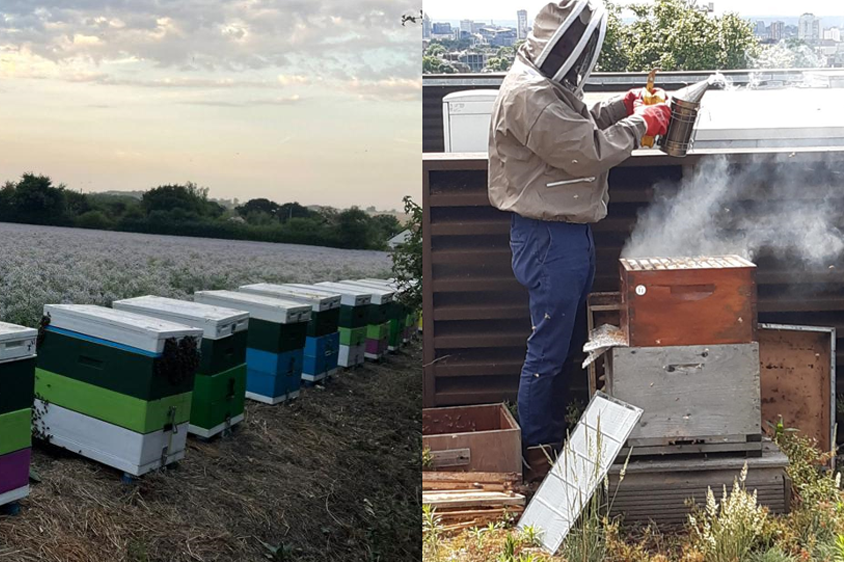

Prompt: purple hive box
xmin=0 ymin=448 xmax=31 ymax=494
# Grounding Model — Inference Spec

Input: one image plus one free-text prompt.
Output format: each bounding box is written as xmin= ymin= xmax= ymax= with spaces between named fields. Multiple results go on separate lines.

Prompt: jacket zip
xmin=546 ymin=176 xmax=596 ymax=188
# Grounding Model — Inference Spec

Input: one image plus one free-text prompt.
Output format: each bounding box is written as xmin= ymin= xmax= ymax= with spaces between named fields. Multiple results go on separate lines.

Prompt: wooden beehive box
xmin=423 ymin=404 xmax=521 ymax=474
xmin=605 ymin=342 xmax=762 ymax=451
xmin=620 ymin=256 xmax=757 ymax=347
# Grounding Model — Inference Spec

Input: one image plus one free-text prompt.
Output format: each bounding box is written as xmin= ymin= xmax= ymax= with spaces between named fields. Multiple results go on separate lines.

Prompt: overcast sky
xmin=0 ymin=1 xmax=422 ymax=209
xmin=424 ymin=0 xmax=843 ymax=21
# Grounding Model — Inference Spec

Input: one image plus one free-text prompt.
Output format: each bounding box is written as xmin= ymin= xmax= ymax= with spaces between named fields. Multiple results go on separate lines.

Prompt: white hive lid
xmin=284 ymin=284 xmax=371 ymax=307
xmin=238 ymin=284 xmax=341 ymax=312
xmin=113 ymin=296 xmax=249 ymax=340
xmin=193 ymin=290 xmax=311 ymax=324
xmin=43 ymin=304 xmax=203 ymax=354
xmin=335 ymin=281 xmax=396 ymax=305
xmin=0 ymin=322 xmax=38 ymax=362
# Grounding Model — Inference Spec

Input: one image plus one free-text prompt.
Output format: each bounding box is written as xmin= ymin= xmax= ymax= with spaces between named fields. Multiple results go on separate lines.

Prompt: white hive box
xmin=283 ymin=284 xmax=371 ymax=308
xmin=193 ymin=291 xmax=311 ymax=324
xmin=336 ymin=281 xmax=396 ymax=305
xmin=239 ymin=284 xmax=341 ymax=312
xmin=442 ymin=90 xmax=498 ymax=153
xmin=43 ymin=304 xmax=203 ymax=354
xmin=317 ymin=282 xmax=393 ymax=305
xmin=35 ymin=400 xmax=188 ymax=477
xmin=113 ymin=296 xmax=249 ymax=340
xmin=357 ymin=279 xmax=399 ymax=291
xmin=0 ymin=322 xmax=37 ymax=362
xmin=0 ymin=486 xmax=29 ymax=507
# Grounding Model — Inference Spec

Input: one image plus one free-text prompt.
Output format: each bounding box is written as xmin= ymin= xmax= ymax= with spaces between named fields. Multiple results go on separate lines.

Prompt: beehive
xmin=35 ymin=305 xmax=202 ymax=476
xmin=284 ymin=284 xmax=371 ymax=368
xmin=0 ymin=322 xmax=37 ymax=508
xmin=113 ymin=296 xmax=250 ymax=438
xmin=347 ymin=279 xmax=407 ymax=350
xmin=193 ymin=291 xmax=311 ymax=404
xmin=619 ymin=256 xmax=757 ymax=348
xmin=239 ymin=284 xmax=342 ymax=383
xmin=321 ymin=282 xmax=394 ymax=360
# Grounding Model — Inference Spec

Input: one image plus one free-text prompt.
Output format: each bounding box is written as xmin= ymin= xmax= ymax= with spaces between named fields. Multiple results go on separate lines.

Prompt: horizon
xmin=423 ymin=0 xmax=844 ymax=22
xmin=0 ymin=1 xmax=422 ymax=209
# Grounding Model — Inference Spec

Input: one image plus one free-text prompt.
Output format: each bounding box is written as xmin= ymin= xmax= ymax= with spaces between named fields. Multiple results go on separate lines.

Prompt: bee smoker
xmin=658 ymin=78 xmax=712 ymax=158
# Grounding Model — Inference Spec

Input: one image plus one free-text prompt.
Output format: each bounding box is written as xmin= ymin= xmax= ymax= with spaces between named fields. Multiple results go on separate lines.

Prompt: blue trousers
xmin=509 ymin=213 xmax=595 ymax=448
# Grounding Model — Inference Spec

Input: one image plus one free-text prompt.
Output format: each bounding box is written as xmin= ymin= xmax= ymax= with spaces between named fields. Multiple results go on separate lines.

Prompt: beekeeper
xmin=488 ymin=0 xmax=671 ymax=482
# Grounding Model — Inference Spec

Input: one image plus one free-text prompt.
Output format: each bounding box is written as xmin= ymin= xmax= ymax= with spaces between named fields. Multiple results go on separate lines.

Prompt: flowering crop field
xmin=0 ymin=222 xmax=392 ymax=328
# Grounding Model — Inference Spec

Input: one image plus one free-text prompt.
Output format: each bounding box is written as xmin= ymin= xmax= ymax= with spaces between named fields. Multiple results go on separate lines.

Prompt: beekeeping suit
xmin=487 ymin=0 xmax=670 ymax=482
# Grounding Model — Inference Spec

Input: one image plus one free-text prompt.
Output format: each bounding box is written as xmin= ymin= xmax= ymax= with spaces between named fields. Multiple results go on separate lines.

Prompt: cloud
xmin=178 ymin=95 xmax=305 ymax=108
xmin=0 ymin=0 xmax=421 ymax=82
xmin=343 ymin=77 xmax=422 ymax=101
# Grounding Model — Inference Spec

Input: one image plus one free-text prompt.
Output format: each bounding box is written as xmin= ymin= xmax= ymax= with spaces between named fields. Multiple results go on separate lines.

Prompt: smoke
xmin=622 ymin=154 xmax=844 ymax=266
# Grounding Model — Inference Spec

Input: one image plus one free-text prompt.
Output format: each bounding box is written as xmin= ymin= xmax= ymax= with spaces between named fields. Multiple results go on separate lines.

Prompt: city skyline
xmin=423 ymin=1 xmax=844 ymax=21
xmin=0 ymin=1 xmax=422 ymax=209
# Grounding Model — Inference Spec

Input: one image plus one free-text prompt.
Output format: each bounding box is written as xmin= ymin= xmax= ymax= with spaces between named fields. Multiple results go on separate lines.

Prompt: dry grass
xmin=0 ymin=346 xmax=422 ymax=562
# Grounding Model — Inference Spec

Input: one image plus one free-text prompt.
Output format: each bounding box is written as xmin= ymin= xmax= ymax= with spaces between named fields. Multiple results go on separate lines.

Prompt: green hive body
xmin=339 ymin=327 xmax=368 ymax=346
xmin=0 ymin=358 xmax=35 ymax=415
xmin=198 ymin=330 xmax=247 ymax=375
xmin=190 ymin=364 xmax=246 ymax=431
xmin=307 ymin=308 xmax=341 ymax=337
xmin=0 ymin=408 xmax=32 ymax=456
xmin=37 ymin=330 xmax=195 ymax=401
xmin=35 ymin=369 xmax=192 ymax=434
xmin=338 ymin=305 xmax=369 ymax=328
xmin=247 ymin=318 xmax=308 ymax=354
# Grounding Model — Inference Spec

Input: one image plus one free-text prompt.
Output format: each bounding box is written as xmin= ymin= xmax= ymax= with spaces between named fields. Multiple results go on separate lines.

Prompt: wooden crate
xmin=619 ymin=256 xmax=757 ymax=347
xmin=608 ymin=442 xmax=789 ymax=526
xmin=423 ymin=403 xmax=521 ymax=474
xmin=759 ymin=323 xmax=836 ymax=454
xmin=605 ymin=343 xmax=761 ymax=450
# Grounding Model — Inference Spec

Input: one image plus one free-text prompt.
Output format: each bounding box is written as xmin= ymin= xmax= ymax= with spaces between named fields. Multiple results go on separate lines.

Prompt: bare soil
xmin=0 ymin=346 xmax=422 ymax=562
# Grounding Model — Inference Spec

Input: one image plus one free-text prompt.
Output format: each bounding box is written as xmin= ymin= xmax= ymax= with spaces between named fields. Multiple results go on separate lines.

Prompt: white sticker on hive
xmin=635 ymin=285 xmax=647 ymax=296
xmin=517 ymin=392 xmax=643 ymax=554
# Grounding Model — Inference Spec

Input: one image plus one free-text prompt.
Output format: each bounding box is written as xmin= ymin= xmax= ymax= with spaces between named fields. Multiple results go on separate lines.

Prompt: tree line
xmin=424 ymin=0 xmax=765 ymax=74
xmin=0 ymin=174 xmax=404 ymax=251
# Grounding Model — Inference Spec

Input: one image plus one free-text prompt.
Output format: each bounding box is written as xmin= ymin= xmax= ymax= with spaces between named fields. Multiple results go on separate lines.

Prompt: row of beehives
xmin=0 ymin=279 xmax=418 ymax=509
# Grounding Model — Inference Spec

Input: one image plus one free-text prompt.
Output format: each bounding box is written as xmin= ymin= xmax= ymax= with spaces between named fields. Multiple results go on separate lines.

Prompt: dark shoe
xmin=523 ymin=444 xmax=557 ymax=484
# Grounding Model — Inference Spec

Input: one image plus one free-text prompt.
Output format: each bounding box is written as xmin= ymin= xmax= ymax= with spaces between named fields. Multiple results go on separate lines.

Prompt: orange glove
xmin=635 ymin=104 xmax=671 ymax=137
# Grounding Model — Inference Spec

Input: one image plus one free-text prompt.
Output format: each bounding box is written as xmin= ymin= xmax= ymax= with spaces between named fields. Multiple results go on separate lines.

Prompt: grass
xmin=426 ymin=429 xmax=844 ymax=562
xmin=0 ymin=345 xmax=422 ymax=562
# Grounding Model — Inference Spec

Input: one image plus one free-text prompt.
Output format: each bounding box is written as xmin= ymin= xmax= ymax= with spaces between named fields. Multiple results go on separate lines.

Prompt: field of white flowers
xmin=0 ymin=223 xmax=392 ymax=328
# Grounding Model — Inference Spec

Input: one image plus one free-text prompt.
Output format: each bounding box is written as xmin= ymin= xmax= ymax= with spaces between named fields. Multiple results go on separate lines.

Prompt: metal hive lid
xmin=620 ymin=255 xmax=756 ymax=271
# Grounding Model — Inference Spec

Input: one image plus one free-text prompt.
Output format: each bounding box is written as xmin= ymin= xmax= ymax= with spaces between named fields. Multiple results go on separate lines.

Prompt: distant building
xmin=459 ymin=52 xmax=487 ymax=72
xmin=769 ymin=21 xmax=785 ymax=41
xmin=477 ymin=26 xmax=517 ymax=48
xmin=422 ymin=13 xmax=431 ymax=39
xmin=460 ymin=19 xmax=473 ymax=35
xmin=799 ymin=13 xmax=821 ymax=43
xmin=432 ymin=22 xmax=452 ymax=35
xmin=517 ymin=10 xmax=529 ymax=40
xmin=388 ymin=230 xmax=411 ymax=251
xmin=755 ymin=20 xmax=768 ymax=39
xmin=824 ymin=27 xmax=842 ymax=42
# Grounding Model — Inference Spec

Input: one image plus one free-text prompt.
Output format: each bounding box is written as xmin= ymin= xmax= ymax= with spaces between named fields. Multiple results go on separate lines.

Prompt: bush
xmin=75 ymin=210 xmax=114 ymax=230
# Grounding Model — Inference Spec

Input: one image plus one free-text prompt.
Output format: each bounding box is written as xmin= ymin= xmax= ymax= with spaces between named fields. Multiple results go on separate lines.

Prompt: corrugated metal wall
xmin=423 ymin=151 xmax=844 ymax=408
